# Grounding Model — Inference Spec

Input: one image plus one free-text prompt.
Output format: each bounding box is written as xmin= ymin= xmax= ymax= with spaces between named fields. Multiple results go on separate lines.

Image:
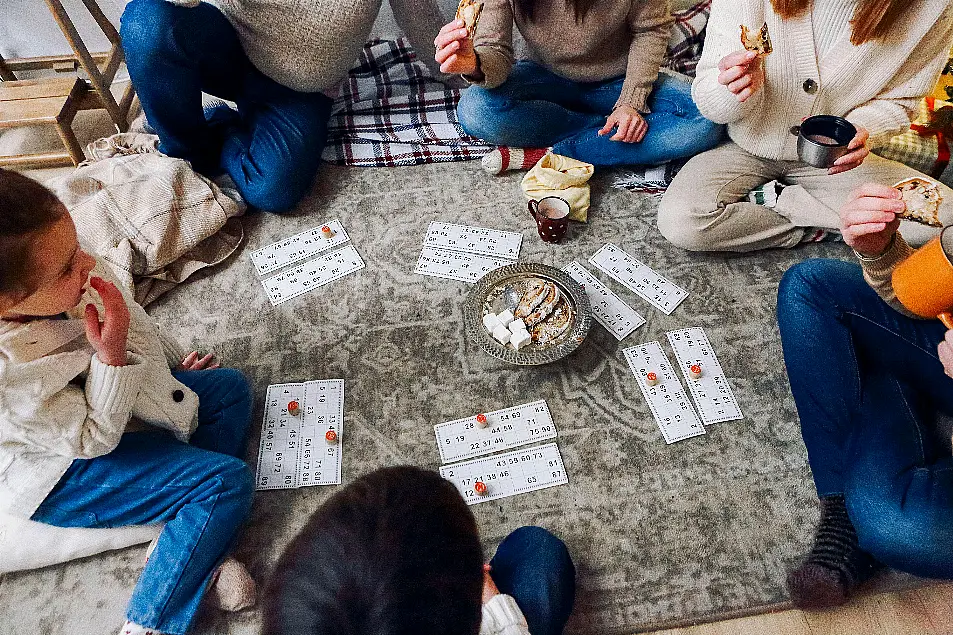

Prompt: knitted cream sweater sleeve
xmin=691 ymin=0 xmax=765 ymax=125
xmin=615 ymin=0 xmax=674 ymax=113
xmin=845 ymin=9 xmax=953 ymax=147
xmin=858 ymin=235 xmax=917 ymax=316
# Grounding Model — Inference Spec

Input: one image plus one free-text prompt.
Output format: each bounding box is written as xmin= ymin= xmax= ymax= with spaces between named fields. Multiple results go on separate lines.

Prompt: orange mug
xmin=892 ymin=226 xmax=953 ymax=329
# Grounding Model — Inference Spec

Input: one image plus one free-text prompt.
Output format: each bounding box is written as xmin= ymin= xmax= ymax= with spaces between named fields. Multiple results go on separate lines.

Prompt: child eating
xmin=0 ymin=169 xmax=256 ymax=635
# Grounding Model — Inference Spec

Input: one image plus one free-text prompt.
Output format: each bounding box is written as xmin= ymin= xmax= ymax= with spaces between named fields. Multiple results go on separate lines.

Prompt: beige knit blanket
xmin=48 ymin=133 xmax=245 ymax=306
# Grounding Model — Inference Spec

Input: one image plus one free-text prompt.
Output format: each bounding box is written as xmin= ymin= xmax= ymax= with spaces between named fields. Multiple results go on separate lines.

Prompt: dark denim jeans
xmin=457 ymin=61 xmax=724 ymax=167
xmin=32 ymin=369 xmax=254 ymax=634
xmin=778 ymin=259 xmax=953 ymax=578
xmin=490 ymin=526 xmax=576 ymax=635
xmin=120 ymin=0 xmax=332 ymax=213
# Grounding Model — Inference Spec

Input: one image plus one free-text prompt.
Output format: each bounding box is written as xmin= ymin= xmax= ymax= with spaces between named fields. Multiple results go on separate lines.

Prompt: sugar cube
xmin=492 ymin=325 xmax=511 ymax=344
xmin=510 ymin=330 xmax=532 ymax=350
xmin=508 ymin=318 xmax=527 ymax=334
xmin=483 ymin=313 xmax=502 ymax=332
xmin=497 ymin=310 xmax=515 ymax=326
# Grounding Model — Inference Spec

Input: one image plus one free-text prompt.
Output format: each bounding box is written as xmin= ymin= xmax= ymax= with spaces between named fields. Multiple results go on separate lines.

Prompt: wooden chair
xmin=0 ymin=0 xmax=135 ymax=168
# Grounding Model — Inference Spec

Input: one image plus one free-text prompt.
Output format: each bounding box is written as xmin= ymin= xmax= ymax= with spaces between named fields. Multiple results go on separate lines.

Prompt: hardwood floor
xmin=647 ymin=584 xmax=953 ymax=635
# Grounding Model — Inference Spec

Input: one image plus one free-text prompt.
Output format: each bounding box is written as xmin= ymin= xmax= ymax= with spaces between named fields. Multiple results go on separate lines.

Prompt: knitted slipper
xmin=207 ymin=557 xmax=257 ymax=612
xmin=118 ymin=621 xmax=164 ymax=635
xmin=481 ymin=147 xmax=549 ymax=175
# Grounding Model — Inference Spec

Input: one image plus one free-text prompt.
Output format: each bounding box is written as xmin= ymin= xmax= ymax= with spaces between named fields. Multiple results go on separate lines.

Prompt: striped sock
xmin=481 ymin=147 xmax=549 ymax=175
xmin=786 ymin=495 xmax=876 ymax=609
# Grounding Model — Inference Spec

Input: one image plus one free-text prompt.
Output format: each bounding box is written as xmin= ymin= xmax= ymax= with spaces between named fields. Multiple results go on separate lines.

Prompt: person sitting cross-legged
xmin=263 ymin=465 xmax=577 ymax=635
xmin=119 ymin=0 xmax=445 ymax=213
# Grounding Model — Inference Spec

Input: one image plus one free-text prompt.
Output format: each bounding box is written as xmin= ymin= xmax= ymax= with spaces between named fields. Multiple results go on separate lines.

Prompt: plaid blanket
xmin=322 ymin=39 xmax=492 ymax=167
xmin=663 ymin=0 xmax=712 ymax=78
xmin=873 ymin=98 xmax=953 ymax=188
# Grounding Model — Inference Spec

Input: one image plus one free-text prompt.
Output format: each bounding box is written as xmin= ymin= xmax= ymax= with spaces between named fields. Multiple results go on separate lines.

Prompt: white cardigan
xmin=692 ymin=0 xmax=953 ymax=158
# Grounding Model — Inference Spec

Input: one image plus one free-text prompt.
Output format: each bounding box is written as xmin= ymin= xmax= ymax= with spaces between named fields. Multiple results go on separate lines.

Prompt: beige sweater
xmin=692 ymin=0 xmax=953 ymax=159
xmin=858 ymin=235 xmax=916 ymax=314
xmin=472 ymin=0 xmax=673 ymax=112
xmin=165 ymin=0 xmax=445 ymax=93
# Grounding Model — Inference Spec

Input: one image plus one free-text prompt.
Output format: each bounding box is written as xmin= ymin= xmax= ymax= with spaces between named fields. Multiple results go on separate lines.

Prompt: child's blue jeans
xmin=490 ymin=526 xmax=576 ymax=635
xmin=457 ymin=61 xmax=724 ymax=167
xmin=778 ymin=260 xmax=953 ymax=579
xmin=119 ymin=0 xmax=332 ymax=213
xmin=31 ymin=368 xmax=255 ymax=635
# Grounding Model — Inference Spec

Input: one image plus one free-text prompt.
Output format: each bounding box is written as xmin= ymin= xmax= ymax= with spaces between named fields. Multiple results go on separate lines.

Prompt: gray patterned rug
xmin=1 ymin=161 xmax=872 ymax=634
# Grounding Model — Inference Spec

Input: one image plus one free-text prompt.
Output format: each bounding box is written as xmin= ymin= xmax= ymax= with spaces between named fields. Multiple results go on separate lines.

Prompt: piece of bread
xmin=894 ymin=177 xmax=944 ymax=228
xmin=456 ymin=0 xmax=484 ymax=38
xmin=740 ymin=22 xmax=773 ymax=56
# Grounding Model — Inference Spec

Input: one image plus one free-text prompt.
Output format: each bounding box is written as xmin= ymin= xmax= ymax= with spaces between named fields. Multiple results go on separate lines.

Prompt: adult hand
xmin=434 ymin=20 xmax=479 ymax=76
xmin=839 ymin=183 xmax=904 ymax=256
xmin=939 ymin=330 xmax=953 ymax=379
xmin=829 ymin=126 xmax=870 ymax=175
xmin=598 ymin=105 xmax=648 ymax=143
xmin=177 ymin=351 xmax=220 ymax=371
xmin=482 ymin=564 xmax=500 ymax=604
xmin=84 ymin=277 xmax=130 ymax=367
xmin=717 ymin=50 xmax=764 ymax=103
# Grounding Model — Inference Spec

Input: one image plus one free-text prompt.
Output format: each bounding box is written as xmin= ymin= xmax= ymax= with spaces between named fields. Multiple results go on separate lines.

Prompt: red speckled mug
xmin=528 ymin=196 xmax=571 ymax=244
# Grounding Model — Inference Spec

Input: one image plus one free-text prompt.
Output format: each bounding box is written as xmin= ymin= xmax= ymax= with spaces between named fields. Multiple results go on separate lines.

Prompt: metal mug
xmin=528 ymin=196 xmax=571 ymax=244
xmin=791 ymin=115 xmax=857 ymax=168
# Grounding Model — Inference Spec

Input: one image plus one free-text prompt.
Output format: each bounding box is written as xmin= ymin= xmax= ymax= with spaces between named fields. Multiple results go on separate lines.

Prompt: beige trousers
xmin=657 ymin=141 xmax=953 ymax=252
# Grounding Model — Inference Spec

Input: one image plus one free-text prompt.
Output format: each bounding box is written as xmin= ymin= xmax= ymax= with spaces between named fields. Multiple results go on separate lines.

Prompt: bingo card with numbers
xmin=423 ymin=222 xmax=522 ymax=259
xmin=439 ymin=443 xmax=568 ymax=505
xmin=415 ymin=246 xmax=514 ymax=283
xmin=435 ymin=400 xmax=557 ymax=464
xmin=256 ymin=380 xmax=344 ymax=490
xmin=589 ymin=244 xmax=689 ymax=315
xmin=666 ymin=328 xmax=743 ymax=425
xmin=250 ymin=219 xmax=351 ymax=276
xmin=623 ymin=342 xmax=706 ymax=444
xmin=261 ymin=245 xmax=365 ymax=305
xmin=562 ymin=261 xmax=645 ymax=340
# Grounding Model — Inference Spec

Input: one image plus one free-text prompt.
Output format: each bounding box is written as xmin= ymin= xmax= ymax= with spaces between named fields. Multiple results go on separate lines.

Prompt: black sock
xmin=787 ymin=495 xmax=876 ymax=609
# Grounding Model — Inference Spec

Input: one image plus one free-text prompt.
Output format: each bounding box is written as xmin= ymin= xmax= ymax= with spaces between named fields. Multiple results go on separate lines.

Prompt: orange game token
xmin=287 ymin=400 xmax=300 ymax=415
xmin=325 ymin=430 xmax=338 ymax=444
xmin=321 ymin=225 xmax=333 ymax=239
xmin=645 ymin=372 xmax=659 ymax=386
xmin=476 ymin=413 xmax=488 ymax=428
xmin=474 ymin=481 xmax=488 ymax=495
xmin=689 ymin=364 xmax=702 ymax=379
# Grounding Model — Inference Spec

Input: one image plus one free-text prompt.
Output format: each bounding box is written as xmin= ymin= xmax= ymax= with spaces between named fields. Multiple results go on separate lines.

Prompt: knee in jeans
xmin=457 ymin=88 xmax=507 ymax=141
xmin=241 ymin=174 xmax=309 ymax=214
xmin=120 ymin=0 xmax=174 ymax=60
xmin=777 ymin=260 xmax=851 ymax=313
xmin=214 ymin=368 xmax=252 ymax=407
xmin=510 ymin=526 xmax=573 ymax=566
xmin=214 ymin=456 xmax=255 ymax=503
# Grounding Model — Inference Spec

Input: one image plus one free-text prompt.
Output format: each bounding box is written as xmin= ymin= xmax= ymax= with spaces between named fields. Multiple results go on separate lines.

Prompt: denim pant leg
xmin=489 ymin=526 xmax=576 ymax=635
xmin=31 ymin=432 xmax=254 ymax=635
xmin=777 ymin=259 xmax=952 ymax=496
xmin=120 ymin=0 xmax=253 ymax=172
xmin=172 ymin=368 xmax=253 ymax=458
xmin=552 ymin=73 xmax=724 ymax=166
xmin=844 ymin=371 xmax=953 ymax=579
xmin=456 ymin=61 xmax=602 ymax=148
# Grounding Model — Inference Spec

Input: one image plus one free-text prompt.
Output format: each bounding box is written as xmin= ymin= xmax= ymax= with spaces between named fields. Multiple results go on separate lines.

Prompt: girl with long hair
xmin=434 ymin=0 xmax=724 ymax=173
xmin=658 ymin=0 xmax=953 ymax=252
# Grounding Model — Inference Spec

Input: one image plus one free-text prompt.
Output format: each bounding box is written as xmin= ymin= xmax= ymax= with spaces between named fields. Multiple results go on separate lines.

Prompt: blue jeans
xmin=777 ymin=260 xmax=953 ymax=579
xmin=489 ymin=526 xmax=576 ymax=635
xmin=457 ymin=61 xmax=724 ymax=167
xmin=31 ymin=369 xmax=255 ymax=635
xmin=120 ymin=0 xmax=332 ymax=213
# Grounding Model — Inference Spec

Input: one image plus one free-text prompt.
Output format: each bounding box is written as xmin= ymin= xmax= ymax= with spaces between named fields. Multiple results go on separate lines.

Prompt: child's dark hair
xmin=0 ymin=169 xmax=66 ymax=303
xmin=263 ymin=466 xmax=484 ymax=635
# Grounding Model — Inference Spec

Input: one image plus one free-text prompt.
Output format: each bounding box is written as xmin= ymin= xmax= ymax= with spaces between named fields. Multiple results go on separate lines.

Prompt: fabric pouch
xmin=520 ymin=152 xmax=595 ymax=222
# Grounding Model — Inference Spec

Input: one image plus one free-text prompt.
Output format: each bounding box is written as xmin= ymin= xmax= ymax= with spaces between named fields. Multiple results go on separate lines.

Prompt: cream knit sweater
xmin=164 ymin=0 xmax=445 ymax=93
xmin=692 ymin=0 xmax=953 ymax=159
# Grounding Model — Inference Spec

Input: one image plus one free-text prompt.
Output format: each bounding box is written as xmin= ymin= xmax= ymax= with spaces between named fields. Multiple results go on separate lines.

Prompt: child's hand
xmin=829 ymin=126 xmax=870 ymax=175
xmin=434 ymin=20 xmax=479 ymax=76
xmin=482 ymin=564 xmax=500 ymax=604
xmin=839 ymin=183 xmax=904 ymax=256
xmin=939 ymin=330 xmax=953 ymax=378
xmin=84 ymin=277 xmax=130 ymax=367
xmin=599 ymin=106 xmax=648 ymax=143
xmin=718 ymin=50 xmax=764 ymax=102
xmin=177 ymin=351 xmax=220 ymax=371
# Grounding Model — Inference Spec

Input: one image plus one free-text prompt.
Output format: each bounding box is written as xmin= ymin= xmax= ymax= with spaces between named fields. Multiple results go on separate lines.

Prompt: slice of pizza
xmin=740 ymin=22 xmax=773 ymax=56
xmin=456 ymin=0 xmax=484 ymax=39
xmin=894 ymin=177 xmax=944 ymax=228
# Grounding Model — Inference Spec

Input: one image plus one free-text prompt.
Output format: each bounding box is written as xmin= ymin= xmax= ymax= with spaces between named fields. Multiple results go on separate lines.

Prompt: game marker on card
xmin=435 ymin=400 xmax=556 ymax=464
xmin=439 ymin=443 xmax=568 ymax=505
xmin=666 ymin=328 xmax=743 ymax=425
xmin=623 ymin=342 xmax=705 ymax=444
xmin=250 ymin=218 xmax=350 ymax=276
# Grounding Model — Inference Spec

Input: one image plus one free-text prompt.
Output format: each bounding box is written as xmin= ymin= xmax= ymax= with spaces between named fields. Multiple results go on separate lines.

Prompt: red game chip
xmin=321 ymin=225 xmax=333 ymax=238
xmin=646 ymin=372 xmax=657 ymax=381
xmin=474 ymin=481 xmax=488 ymax=495
xmin=689 ymin=364 xmax=702 ymax=379
xmin=476 ymin=413 xmax=487 ymax=424
xmin=287 ymin=400 xmax=300 ymax=414
xmin=325 ymin=430 xmax=338 ymax=443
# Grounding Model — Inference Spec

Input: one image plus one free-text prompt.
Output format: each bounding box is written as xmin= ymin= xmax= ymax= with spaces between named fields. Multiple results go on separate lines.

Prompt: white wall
xmin=0 ymin=0 xmax=129 ymax=59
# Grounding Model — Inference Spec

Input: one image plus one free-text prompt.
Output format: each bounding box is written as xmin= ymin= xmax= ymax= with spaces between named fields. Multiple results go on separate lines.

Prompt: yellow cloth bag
xmin=520 ymin=152 xmax=595 ymax=222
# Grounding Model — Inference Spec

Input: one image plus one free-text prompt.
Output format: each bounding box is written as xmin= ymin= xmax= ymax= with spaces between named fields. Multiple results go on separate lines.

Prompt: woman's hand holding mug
xmin=839 ymin=183 xmax=904 ymax=256
xmin=717 ymin=50 xmax=764 ymax=103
